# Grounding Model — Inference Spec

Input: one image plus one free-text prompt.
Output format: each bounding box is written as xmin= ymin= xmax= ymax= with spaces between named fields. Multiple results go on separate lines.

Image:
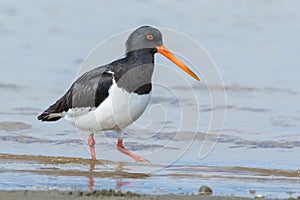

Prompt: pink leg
xmin=117 ymin=138 xmax=149 ymax=163
xmin=88 ymin=133 xmax=96 ymax=160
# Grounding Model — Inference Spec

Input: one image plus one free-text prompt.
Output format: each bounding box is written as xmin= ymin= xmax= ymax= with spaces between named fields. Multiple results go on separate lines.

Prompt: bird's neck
xmin=114 ymin=49 xmax=155 ymax=95
xmin=125 ymin=48 xmax=155 ymax=64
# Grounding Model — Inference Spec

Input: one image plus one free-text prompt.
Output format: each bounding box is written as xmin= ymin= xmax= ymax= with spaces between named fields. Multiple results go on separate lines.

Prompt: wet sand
xmin=1 ymin=153 xmax=299 ymax=179
xmin=0 ymin=190 xmax=279 ymax=200
xmin=1 ymin=153 xmax=299 ymax=199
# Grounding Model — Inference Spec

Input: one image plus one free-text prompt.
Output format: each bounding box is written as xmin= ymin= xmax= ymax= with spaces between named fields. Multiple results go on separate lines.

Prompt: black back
xmin=37 ymin=49 xmax=155 ymax=121
xmin=38 ymin=26 xmax=163 ymax=121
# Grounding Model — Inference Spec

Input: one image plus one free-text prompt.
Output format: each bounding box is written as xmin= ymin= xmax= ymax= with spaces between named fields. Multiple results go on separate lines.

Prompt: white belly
xmin=64 ymin=82 xmax=151 ymax=131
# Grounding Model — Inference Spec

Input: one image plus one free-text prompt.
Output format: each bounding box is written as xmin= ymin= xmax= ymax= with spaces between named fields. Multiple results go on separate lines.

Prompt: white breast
xmin=64 ymin=80 xmax=151 ymax=131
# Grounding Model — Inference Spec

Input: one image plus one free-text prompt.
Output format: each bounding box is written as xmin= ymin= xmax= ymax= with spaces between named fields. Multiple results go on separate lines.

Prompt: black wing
xmin=37 ymin=65 xmax=113 ymax=121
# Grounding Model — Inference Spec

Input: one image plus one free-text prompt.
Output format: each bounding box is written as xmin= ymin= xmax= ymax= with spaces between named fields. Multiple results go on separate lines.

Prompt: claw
xmin=117 ymin=138 xmax=149 ymax=163
xmin=135 ymin=156 xmax=150 ymax=163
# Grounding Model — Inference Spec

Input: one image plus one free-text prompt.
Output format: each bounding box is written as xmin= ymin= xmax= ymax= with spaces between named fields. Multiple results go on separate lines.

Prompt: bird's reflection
xmin=115 ymin=163 xmax=132 ymax=192
xmin=87 ymin=162 xmax=132 ymax=191
xmin=88 ymin=162 xmax=95 ymax=190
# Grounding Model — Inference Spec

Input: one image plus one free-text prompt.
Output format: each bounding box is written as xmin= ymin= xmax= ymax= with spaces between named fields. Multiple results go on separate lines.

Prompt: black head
xmin=125 ymin=25 xmax=200 ymax=81
xmin=126 ymin=26 xmax=163 ymax=52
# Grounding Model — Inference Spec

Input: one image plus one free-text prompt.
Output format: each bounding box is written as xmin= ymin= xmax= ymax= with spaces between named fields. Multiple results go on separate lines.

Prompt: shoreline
xmin=0 ymin=190 xmax=285 ymax=200
xmin=1 ymin=153 xmax=299 ymax=199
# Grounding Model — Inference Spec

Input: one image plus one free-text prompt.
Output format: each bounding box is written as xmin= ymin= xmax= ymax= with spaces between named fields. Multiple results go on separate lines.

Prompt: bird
xmin=38 ymin=26 xmax=200 ymax=162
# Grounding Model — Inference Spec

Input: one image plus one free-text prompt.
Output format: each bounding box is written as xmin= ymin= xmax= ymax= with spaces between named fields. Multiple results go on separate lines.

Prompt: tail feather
xmin=38 ymin=87 xmax=72 ymax=122
xmin=37 ymin=112 xmax=63 ymax=121
xmin=38 ymin=95 xmax=71 ymax=122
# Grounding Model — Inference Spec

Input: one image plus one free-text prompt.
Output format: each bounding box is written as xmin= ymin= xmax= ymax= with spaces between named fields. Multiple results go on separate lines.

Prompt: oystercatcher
xmin=38 ymin=26 xmax=199 ymax=162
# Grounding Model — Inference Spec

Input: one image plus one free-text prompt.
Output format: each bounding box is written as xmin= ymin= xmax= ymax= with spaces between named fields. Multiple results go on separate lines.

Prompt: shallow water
xmin=0 ymin=153 xmax=299 ymax=199
xmin=0 ymin=0 xmax=300 ymax=199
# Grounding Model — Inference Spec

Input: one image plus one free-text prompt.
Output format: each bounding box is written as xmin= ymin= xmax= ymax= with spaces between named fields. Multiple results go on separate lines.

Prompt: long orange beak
xmin=156 ymin=45 xmax=200 ymax=81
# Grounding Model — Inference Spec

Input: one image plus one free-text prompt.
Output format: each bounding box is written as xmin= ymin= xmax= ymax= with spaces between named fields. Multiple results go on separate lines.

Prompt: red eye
xmin=146 ymin=34 xmax=154 ymax=40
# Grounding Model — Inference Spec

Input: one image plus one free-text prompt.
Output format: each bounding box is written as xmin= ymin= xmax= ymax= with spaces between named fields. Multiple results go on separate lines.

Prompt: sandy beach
xmin=1 ymin=153 xmax=299 ymax=200
xmin=0 ymin=190 xmax=287 ymax=200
